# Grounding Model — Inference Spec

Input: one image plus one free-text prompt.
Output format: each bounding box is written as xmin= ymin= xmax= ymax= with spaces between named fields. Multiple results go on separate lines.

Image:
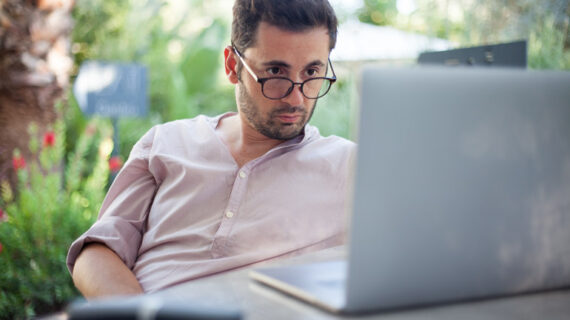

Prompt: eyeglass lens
xmin=263 ymin=78 xmax=332 ymax=99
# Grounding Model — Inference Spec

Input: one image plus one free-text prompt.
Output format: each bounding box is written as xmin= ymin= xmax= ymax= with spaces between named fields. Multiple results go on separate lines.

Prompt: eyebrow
xmin=261 ymin=59 xmax=326 ymax=70
xmin=262 ymin=60 xmax=291 ymax=69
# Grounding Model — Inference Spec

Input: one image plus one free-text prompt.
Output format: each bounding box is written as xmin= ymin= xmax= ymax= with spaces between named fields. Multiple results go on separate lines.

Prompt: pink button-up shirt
xmin=67 ymin=113 xmax=356 ymax=292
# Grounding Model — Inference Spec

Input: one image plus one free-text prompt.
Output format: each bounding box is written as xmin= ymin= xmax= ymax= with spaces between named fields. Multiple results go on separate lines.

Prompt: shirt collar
xmin=211 ymin=112 xmax=321 ymax=150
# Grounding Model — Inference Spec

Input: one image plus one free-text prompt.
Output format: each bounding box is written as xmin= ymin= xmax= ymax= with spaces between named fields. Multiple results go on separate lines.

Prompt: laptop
xmin=250 ymin=67 xmax=570 ymax=314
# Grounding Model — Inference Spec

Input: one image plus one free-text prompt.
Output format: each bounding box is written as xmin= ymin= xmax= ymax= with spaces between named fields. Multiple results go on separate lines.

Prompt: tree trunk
xmin=0 ymin=0 xmax=74 ymax=188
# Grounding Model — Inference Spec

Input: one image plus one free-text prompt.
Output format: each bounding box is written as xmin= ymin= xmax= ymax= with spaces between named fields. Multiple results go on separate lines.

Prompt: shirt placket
xmin=210 ymin=161 xmax=256 ymax=258
xmin=209 ymin=139 xmax=309 ymax=258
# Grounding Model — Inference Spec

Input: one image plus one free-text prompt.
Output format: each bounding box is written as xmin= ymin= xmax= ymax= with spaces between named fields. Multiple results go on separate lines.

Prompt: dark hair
xmin=231 ymin=0 xmax=338 ymax=53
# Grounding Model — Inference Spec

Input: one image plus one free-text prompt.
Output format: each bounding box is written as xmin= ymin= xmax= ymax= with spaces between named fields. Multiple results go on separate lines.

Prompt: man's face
xmin=236 ymin=22 xmax=331 ymax=140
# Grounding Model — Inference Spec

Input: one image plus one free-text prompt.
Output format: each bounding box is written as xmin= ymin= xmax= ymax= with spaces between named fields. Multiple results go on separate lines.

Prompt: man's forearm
xmin=72 ymin=243 xmax=144 ymax=299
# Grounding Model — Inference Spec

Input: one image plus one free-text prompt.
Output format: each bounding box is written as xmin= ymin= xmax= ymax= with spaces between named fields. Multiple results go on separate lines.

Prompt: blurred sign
xmin=73 ymin=61 xmax=148 ymax=117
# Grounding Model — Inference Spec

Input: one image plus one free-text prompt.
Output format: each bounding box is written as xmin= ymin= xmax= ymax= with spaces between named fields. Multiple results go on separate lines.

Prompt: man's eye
xmin=306 ymin=68 xmax=320 ymax=77
xmin=267 ymin=67 xmax=281 ymax=75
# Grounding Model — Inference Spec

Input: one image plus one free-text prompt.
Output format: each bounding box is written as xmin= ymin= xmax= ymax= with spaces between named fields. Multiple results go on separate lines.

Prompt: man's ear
xmin=224 ymin=46 xmax=239 ymax=84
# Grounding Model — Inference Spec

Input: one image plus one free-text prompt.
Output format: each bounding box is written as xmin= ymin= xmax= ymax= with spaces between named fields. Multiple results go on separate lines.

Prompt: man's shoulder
xmin=135 ymin=114 xmax=226 ymax=151
xmin=313 ymin=135 xmax=356 ymax=153
xmin=304 ymin=125 xmax=356 ymax=150
xmin=156 ymin=114 xmax=221 ymax=131
xmin=297 ymin=127 xmax=356 ymax=165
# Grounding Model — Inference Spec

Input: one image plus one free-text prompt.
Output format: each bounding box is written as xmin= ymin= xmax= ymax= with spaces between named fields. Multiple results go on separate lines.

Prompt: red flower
xmin=0 ymin=208 xmax=4 ymax=220
xmin=109 ymin=156 xmax=123 ymax=173
xmin=43 ymin=131 xmax=56 ymax=147
xmin=0 ymin=242 xmax=3 ymax=254
xmin=12 ymin=155 xmax=26 ymax=170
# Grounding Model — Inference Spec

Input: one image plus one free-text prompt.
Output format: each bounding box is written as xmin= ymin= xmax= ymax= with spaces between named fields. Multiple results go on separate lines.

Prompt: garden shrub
xmin=0 ymin=116 xmax=114 ymax=319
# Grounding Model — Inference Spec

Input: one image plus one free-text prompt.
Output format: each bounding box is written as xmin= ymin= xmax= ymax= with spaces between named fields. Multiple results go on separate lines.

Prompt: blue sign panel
xmin=73 ymin=61 xmax=148 ymax=118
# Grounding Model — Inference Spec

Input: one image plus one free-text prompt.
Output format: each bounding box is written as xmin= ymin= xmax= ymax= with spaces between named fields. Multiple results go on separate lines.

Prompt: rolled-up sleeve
xmin=67 ymin=126 xmax=159 ymax=273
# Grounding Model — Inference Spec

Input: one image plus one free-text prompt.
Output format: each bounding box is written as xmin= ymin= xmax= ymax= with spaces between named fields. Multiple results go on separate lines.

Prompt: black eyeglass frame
xmin=232 ymin=46 xmax=337 ymax=100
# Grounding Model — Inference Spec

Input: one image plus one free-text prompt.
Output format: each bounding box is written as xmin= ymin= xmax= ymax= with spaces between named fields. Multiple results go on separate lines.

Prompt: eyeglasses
xmin=232 ymin=46 xmax=337 ymax=100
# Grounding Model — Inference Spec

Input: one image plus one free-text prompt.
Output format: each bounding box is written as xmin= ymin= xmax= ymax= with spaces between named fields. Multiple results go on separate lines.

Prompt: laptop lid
xmin=345 ymin=66 xmax=570 ymax=312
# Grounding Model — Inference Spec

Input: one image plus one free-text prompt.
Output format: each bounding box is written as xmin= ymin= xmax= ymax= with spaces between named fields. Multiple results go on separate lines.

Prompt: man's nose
xmin=281 ymin=83 xmax=304 ymax=106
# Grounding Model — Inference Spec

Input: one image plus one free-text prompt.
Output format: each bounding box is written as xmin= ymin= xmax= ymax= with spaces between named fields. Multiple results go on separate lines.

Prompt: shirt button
xmin=239 ymin=171 xmax=247 ymax=178
xmin=225 ymin=211 xmax=234 ymax=218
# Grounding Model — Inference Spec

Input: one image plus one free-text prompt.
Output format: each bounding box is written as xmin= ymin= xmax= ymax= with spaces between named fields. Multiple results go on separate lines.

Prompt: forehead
xmin=245 ymin=22 xmax=330 ymax=63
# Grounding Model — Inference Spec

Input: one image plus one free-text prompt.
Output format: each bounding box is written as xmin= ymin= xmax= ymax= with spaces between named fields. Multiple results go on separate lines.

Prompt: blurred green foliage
xmin=359 ymin=0 xmax=398 ymax=26
xmin=527 ymin=13 xmax=570 ymax=69
xmin=69 ymin=0 xmax=236 ymax=160
xmin=0 ymin=116 xmax=113 ymax=319
xmin=358 ymin=0 xmax=570 ymax=70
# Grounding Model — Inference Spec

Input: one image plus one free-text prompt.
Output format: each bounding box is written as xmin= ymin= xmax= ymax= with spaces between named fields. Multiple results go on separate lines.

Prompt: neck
xmin=217 ymin=114 xmax=287 ymax=167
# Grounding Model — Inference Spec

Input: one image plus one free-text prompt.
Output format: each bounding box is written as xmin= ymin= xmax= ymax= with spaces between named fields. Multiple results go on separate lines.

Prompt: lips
xmin=277 ymin=114 xmax=301 ymax=123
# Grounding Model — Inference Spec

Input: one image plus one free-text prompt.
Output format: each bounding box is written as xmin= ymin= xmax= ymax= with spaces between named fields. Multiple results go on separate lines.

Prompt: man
xmin=67 ymin=0 xmax=355 ymax=298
